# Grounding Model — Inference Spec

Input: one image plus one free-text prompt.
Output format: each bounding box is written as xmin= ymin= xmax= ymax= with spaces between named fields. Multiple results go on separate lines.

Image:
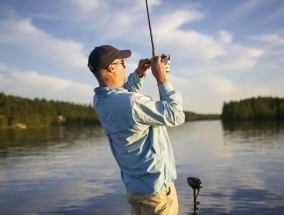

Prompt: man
xmin=88 ymin=45 xmax=185 ymax=215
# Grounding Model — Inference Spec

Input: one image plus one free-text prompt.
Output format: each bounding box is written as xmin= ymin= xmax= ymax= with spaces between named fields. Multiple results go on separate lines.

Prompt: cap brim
xmin=119 ymin=50 xmax=131 ymax=59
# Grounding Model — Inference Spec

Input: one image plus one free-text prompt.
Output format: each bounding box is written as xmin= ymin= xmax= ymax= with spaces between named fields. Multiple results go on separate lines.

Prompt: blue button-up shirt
xmin=93 ymin=71 xmax=185 ymax=194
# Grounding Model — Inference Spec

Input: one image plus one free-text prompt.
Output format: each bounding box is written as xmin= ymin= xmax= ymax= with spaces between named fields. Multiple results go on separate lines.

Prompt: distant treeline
xmin=0 ymin=92 xmax=219 ymax=129
xmin=0 ymin=92 xmax=100 ymax=128
xmin=221 ymin=97 xmax=284 ymax=121
xmin=184 ymin=111 xmax=220 ymax=121
xmin=4 ymin=93 xmax=282 ymax=128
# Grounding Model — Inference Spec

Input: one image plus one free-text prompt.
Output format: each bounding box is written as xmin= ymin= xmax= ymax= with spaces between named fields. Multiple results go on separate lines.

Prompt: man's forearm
xmin=123 ymin=71 xmax=145 ymax=92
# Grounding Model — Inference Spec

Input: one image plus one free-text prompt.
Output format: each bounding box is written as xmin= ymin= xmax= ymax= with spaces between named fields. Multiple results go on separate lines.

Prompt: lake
xmin=0 ymin=120 xmax=283 ymax=215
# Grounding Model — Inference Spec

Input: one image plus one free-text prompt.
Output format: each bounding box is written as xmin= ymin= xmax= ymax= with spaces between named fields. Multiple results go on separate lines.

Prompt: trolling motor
xmin=187 ymin=177 xmax=203 ymax=215
xmin=145 ymin=0 xmax=170 ymax=72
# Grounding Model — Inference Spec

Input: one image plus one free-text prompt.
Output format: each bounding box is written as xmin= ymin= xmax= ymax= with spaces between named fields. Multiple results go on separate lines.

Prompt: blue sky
xmin=0 ymin=0 xmax=283 ymax=113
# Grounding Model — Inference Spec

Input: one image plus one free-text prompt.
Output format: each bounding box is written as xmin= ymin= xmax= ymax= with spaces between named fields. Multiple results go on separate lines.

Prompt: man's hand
xmin=136 ymin=58 xmax=151 ymax=77
xmin=151 ymin=56 xmax=167 ymax=85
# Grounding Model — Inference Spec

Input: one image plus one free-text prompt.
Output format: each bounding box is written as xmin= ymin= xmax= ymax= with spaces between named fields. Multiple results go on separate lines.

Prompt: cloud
xmin=0 ymin=64 xmax=93 ymax=104
xmin=264 ymin=5 xmax=284 ymax=23
xmin=152 ymin=12 xmax=225 ymax=61
xmin=67 ymin=0 xmax=161 ymax=17
xmin=225 ymin=0 xmax=267 ymax=20
xmin=69 ymin=0 xmax=101 ymax=14
xmin=248 ymin=33 xmax=284 ymax=65
xmin=61 ymin=0 xmax=162 ymax=41
xmin=147 ymin=8 xmax=263 ymax=71
xmin=252 ymin=34 xmax=284 ymax=46
xmin=0 ymin=15 xmax=87 ymax=71
xmin=156 ymin=22 xmax=263 ymax=74
xmin=154 ymin=10 xmax=204 ymax=36
xmin=214 ymin=42 xmax=263 ymax=72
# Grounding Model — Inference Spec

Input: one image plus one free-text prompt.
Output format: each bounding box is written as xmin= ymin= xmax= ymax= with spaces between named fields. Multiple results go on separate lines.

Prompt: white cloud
xmin=264 ymin=5 xmax=284 ymax=23
xmin=69 ymin=0 xmax=101 ymax=14
xmin=61 ymin=0 xmax=162 ymax=41
xmin=225 ymin=0 xmax=267 ymax=20
xmin=252 ymin=34 xmax=284 ymax=46
xmin=159 ymin=29 xmax=226 ymax=61
xmin=154 ymin=10 xmax=204 ymax=37
xmin=207 ymin=76 xmax=235 ymax=94
xmin=0 ymin=16 xmax=87 ymax=71
xmin=218 ymin=31 xmax=233 ymax=44
xmin=156 ymin=17 xmax=263 ymax=72
xmin=215 ymin=44 xmax=263 ymax=72
xmin=248 ymin=33 xmax=284 ymax=65
xmin=0 ymin=64 xmax=93 ymax=104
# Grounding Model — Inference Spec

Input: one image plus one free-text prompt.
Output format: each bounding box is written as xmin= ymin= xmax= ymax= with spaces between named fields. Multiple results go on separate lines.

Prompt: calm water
xmin=0 ymin=121 xmax=283 ymax=215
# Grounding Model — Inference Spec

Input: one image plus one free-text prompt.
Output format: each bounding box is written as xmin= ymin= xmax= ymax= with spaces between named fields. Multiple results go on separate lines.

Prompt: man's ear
xmin=107 ymin=65 xmax=114 ymax=72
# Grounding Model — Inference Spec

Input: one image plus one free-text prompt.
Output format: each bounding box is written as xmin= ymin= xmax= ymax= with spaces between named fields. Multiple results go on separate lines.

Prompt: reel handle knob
xmin=161 ymin=54 xmax=171 ymax=73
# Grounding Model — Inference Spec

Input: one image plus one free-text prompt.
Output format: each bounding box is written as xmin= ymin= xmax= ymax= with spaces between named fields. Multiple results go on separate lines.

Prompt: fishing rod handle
xmin=152 ymin=49 xmax=157 ymax=57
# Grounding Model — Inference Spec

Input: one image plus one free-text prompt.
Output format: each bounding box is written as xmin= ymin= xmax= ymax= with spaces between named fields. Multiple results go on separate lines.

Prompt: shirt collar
xmin=94 ymin=87 xmax=126 ymax=96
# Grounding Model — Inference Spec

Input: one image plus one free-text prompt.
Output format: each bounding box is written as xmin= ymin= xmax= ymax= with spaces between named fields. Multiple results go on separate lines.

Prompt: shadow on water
xmin=221 ymin=120 xmax=284 ymax=131
xmin=39 ymin=191 xmax=130 ymax=215
xmin=0 ymin=126 xmax=104 ymax=157
xmin=173 ymin=120 xmax=284 ymax=215
xmin=180 ymin=174 xmax=284 ymax=215
xmin=0 ymin=177 xmax=130 ymax=215
xmin=36 ymin=178 xmax=130 ymax=215
xmin=221 ymin=120 xmax=284 ymax=149
xmin=195 ymin=185 xmax=284 ymax=215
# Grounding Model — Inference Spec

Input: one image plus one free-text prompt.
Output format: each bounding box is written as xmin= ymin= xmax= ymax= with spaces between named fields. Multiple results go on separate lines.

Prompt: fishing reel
xmin=161 ymin=54 xmax=170 ymax=73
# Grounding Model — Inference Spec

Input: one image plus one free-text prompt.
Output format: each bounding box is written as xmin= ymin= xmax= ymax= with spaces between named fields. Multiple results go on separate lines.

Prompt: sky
xmin=0 ymin=0 xmax=283 ymax=114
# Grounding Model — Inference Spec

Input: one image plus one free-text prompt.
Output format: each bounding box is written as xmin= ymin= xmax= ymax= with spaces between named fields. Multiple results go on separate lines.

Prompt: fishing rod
xmin=145 ymin=0 xmax=156 ymax=57
xmin=145 ymin=0 xmax=170 ymax=72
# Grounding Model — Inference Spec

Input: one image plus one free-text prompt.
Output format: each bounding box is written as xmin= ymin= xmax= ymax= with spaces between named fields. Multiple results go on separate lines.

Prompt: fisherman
xmin=88 ymin=44 xmax=185 ymax=215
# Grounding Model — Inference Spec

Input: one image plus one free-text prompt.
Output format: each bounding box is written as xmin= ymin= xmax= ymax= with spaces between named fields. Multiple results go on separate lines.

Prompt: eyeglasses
xmin=111 ymin=60 xmax=125 ymax=66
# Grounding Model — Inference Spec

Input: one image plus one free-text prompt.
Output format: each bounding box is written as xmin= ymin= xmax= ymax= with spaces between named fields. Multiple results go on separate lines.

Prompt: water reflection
xmin=0 ymin=126 xmax=124 ymax=214
xmin=220 ymin=121 xmax=284 ymax=214
xmin=0 ymin=121 xmax=283 ymax=214
xmin=0 ymin=126 xmax=105 ymax=156
xmin=170 ymin=120 xmax=284 ymax=215
xmin=222 ymin=120 xmax=283 ymax=130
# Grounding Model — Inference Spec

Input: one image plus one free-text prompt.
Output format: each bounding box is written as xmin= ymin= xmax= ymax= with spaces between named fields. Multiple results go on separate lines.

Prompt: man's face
xmin=111 ymin=58 xmax=126 ymax=85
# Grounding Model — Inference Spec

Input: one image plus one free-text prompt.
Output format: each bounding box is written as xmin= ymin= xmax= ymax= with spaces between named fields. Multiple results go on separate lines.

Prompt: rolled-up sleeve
xmin=132 ymin=82 xmax=185 ymax=127
xmin=123 ymin=71 xmax=145 ymax=93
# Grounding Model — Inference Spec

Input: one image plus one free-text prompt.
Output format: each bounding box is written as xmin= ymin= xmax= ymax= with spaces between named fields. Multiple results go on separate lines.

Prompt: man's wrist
xmin=156 ymin=78 xmax=167 ymax=85
xmin=136 ymin=70 xmax=145 ymax=78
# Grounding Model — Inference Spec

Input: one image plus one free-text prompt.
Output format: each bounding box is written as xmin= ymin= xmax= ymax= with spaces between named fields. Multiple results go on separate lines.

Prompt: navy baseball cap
xmin=88 ymin=45 xmax=131 ymax=73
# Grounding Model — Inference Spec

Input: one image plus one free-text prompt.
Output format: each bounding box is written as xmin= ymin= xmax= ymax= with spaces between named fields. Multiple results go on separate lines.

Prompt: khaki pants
xmin=127 ymin=183 xmax=178 ymax=215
